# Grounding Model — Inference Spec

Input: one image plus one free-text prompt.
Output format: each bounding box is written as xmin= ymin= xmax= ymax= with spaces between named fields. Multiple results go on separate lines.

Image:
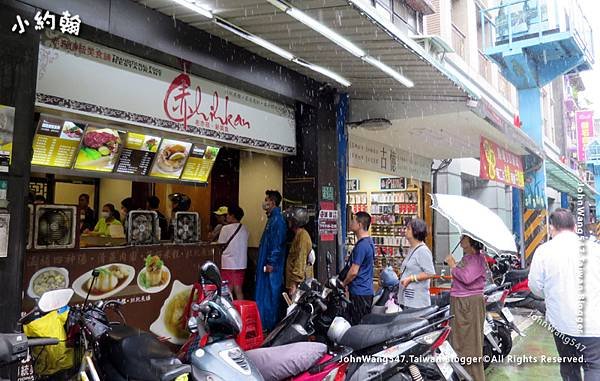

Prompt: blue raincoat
xmin=255 ymin=207 xmax=288 ymax=331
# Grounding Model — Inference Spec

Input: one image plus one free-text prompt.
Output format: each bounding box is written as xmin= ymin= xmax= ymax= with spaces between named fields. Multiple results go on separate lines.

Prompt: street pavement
xmin=486 ymin=308 xmax=563 ymax=380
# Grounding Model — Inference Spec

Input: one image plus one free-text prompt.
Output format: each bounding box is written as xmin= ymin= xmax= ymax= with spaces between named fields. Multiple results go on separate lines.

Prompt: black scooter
xmin=67 ymin=269 xmax=190 ymax=381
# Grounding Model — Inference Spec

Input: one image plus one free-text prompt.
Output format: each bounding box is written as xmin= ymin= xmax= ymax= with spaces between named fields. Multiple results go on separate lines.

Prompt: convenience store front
xmin=346 ymin=134 xmax=433 ymax=280
xmin=23 ymin=33 xmax=295 ymax=337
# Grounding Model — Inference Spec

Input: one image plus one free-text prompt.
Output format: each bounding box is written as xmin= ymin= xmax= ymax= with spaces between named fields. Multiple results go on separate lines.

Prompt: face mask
xmin=262 ymin=201 xmax=270 ymax=211
xmin=101 ymin=211 xmax=110 ymax=219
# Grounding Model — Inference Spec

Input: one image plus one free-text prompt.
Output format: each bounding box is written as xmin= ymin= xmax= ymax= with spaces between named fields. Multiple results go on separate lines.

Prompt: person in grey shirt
xmin=399 ymin=219 xmax=437 ymax=309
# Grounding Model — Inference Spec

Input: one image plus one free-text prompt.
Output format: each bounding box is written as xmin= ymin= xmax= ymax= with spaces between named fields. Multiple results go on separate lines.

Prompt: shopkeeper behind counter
xmin=86 ymin=203 xmax=123 ymax=237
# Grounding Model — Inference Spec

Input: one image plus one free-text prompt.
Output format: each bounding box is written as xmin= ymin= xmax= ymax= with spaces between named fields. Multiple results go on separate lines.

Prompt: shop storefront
xmin=22 ymin=32 xmax=296 ymax=340
xmin=346 ymin=134 xmax=433 ymax=284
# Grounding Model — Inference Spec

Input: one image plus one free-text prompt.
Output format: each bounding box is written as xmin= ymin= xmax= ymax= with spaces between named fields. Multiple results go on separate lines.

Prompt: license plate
xmin=483 ymin=320 xmax=493 ymax=336
xmin=435 ymin=342 xmax=456 ymax=380
xmin=502 ymin=307 xmax=514 ymax=322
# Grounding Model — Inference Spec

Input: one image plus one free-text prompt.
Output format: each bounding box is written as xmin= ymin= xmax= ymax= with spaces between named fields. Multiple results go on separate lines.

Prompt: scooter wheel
xmin=497 ymin=325 xmax=513 ymax=357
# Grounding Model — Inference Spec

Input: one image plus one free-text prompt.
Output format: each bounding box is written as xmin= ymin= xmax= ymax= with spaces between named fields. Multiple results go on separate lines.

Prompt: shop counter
xmin=22 ymin=243 xmax=223 ymax=343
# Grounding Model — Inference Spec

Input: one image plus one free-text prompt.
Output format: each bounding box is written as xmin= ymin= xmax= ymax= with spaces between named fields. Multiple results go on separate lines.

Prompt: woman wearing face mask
xmin=87 ymin=204 xmax=122 ymax=236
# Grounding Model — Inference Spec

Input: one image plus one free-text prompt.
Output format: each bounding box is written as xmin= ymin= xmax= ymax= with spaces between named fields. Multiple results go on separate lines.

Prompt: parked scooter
xmin=66 ymin=269 xmax=190 ymax=381
xmin=0 ymin=289 xmax=69 ymax=381
xmin=185 ymin=262 xmax=351 ymax=381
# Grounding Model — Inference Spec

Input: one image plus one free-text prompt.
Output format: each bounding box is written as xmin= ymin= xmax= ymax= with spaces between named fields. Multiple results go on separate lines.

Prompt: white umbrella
xmin=430 ymin=193 xmax=517 ymax=254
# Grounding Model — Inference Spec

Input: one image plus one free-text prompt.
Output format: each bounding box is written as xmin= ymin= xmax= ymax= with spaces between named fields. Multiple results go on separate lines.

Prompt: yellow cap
xmin=213 ymin=206 xmax=228 ymax=215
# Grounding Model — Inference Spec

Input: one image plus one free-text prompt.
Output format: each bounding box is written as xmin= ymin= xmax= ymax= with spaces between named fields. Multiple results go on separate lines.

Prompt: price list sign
xmin=180 ymin=144 xmax=220 ymax=183
xmin=32 ymin=118 xmax=84 ymax=168
xmin=115 ymin=133 xmax=161 ymax=176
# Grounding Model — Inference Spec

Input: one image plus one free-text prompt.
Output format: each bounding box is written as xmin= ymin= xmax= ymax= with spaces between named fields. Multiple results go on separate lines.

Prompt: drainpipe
xmin=337 ymin=93 xmax=349 ymax=272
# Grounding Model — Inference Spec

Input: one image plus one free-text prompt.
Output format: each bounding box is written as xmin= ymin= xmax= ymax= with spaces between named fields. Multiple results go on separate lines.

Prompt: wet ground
xmin=486 ymin=309 xmax=563 ymax=380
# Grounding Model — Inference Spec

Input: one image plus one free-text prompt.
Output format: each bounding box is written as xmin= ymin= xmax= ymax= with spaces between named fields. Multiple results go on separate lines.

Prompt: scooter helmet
xmin=327 ymin=316 xmax=351 ymax=343
xmin=284 ymin=207 xmax=309 ymax=227
xmin=168 ymin=193 xmax=191 ymax=212
xmin=380 ymin=266 xmax=399 ymax=288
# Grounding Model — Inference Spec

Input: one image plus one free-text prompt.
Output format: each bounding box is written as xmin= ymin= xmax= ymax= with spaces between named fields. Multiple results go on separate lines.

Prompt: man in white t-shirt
xmin=218 ymin=205 xmax=249 ymax=300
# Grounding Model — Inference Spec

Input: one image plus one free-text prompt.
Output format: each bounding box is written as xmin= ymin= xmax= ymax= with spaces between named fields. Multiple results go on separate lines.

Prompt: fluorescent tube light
xmin=363 ymin=56 xmax=414 ymax=88
xmin=170 ymin=0 xmax=213 ymax=19
xmin=214 ymin=18 xmax=350 ymax=86
xmin=267 ymin=0 xmax=365 ymax=58
xmin=292 ymin=58 xmax=352 ymax=87
xmin=214 ymin=18 xmax=294 ymax=61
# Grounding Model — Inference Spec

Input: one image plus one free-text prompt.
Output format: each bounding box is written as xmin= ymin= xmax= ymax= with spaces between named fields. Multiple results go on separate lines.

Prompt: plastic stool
xmin=233 ymin=300 xmax=263 ymax=350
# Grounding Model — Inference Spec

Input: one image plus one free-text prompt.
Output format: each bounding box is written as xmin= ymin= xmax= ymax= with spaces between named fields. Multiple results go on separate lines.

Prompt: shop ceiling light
xmin=266 ymin=0 xmax=365 ymax=58
xmin=213 ymin=18 xmax=351 ymax=87
xmin=215 ymin=18 xmax=294 ymax=61
xmin=266 ymin=0 xmax=414 ymax=88
xmin=292 ymin=58 xmax=352 ymax=87
xmin=363 ymin=56 xmax=414 ymax=88
xmin=170 ymin=0 xmax=213 ymax=19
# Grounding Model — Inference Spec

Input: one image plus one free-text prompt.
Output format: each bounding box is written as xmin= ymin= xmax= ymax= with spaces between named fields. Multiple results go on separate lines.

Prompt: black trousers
xmin=347 ymin=294 xmax=373 ymax=325
xmin=553 ymin=333 xmax=600 ymax=381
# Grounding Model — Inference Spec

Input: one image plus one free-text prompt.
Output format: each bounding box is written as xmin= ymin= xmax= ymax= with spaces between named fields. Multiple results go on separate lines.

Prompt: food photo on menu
xmin=74 ymin=127 xmax=123 ymax=172
xmin=150 ymin=280 xmax=192 ymax=344
xmin=137 ymin=255 xmax=171 ymax=293
xmin=149 ymin=139 xmax=192 ymax=178
xmin=71 ymin=263 xmax=135 ymax=301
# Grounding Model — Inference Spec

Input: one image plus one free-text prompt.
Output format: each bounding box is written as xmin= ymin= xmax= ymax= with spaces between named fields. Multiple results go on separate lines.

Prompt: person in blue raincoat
xmin=255 ymin=189 xmax=288 ymax=331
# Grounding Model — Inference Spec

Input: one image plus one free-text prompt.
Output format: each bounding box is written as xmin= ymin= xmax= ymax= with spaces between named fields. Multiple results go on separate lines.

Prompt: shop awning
xmin=133 ymin=0 xmax=474 ymax=102
xmin=546 ymin=156 xmax=598 ymax=199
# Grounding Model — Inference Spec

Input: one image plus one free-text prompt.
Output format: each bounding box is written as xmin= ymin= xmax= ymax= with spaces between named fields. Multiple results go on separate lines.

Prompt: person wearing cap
xmin=208 ymin=206 xmax=228 ymax=242
xmin=284 ymin=207 xmax=314 ymax=297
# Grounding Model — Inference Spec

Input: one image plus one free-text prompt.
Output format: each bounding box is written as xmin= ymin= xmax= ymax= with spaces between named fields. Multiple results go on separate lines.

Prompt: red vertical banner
xmin=576 ymin=110 xmax=595 ymax=161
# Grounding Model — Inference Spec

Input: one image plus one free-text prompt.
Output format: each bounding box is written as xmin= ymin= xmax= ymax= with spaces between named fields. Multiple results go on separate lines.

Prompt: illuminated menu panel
xmin=32 ymin=118 xmax=84 ymax=168
xmin=73 ymin=126 xmax=123 ymax=172
xmin=149 ymin=139 xmax=192 ymax=179
xmin=180 ymin=144 xmax=220 ymax=183
xmin=115 ymin=133 xmax=161 ymax=176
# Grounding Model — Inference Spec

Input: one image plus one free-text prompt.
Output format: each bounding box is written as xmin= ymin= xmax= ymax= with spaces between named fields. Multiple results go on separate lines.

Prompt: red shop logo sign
xmin=163 ymin=73 xmax=251 ymax=131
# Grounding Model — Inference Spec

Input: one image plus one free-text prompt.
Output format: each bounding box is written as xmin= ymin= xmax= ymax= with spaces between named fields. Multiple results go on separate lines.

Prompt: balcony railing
xmin=452 ymin=24 xmax=466 ymax=61
xmin=479 ymin=50 xmax=492 ymax=83
xmin=481 ymin=0 xmax=594 ymax=64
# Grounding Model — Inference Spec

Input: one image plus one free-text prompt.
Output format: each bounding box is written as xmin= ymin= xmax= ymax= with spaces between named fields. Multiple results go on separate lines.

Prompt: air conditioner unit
xmin=26 ymin=204 xmax=33 ymax=250
xmin=127 ymin=211 xmax=159 ymax=245
xmin=174 ymin=212 xmax=200 ymax=243
xmin=34 ymin=205 xmax=77 ymax=249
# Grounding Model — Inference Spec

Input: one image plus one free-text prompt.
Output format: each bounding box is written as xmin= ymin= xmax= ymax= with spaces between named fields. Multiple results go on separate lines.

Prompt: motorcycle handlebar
xmin=28 ymin=338 xmax=60 ymax=347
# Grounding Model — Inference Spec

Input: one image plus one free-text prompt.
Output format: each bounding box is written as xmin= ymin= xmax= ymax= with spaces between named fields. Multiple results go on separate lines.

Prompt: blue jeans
xmin=553 ymin=333 xmax=600 ymax=381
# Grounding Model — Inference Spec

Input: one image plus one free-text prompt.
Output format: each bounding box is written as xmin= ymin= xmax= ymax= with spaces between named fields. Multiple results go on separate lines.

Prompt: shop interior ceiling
xmin=133 ymin=0 xmax=469 ymax=102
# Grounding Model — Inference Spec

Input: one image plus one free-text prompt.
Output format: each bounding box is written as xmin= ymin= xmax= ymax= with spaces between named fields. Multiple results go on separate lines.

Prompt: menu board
xmin=32 ymin=118 xmax=84 ymax=168
xmin=74 ymin=126 xmax=124 ymax=172
xmin=149 ymin=139 xmax=192 ymax=179
xmin=0 ymin=105 xmax=15 ymax=172
xmin=180 ymin=144 xmax=220 ymax=183
xmin=115 ymin=133 xmax=161 ymax=176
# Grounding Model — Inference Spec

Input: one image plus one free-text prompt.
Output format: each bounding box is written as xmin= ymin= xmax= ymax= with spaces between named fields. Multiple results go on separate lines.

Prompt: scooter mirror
xmin=38 ymin=289 xmax=74 ymax=313
xmin=200 ymin=261 xmax=222 ymax=296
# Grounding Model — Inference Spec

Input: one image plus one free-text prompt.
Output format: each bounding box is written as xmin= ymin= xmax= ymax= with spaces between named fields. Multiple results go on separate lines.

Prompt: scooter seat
xmin=505 ymin=269 xmax=529 ymax=284
xmin=339 ymin=319 xmax=429 ymax=351
xmin=107 ymin=325 xmax=190 ymax=381
xmin=360 ymin=305 xmax=439 ymax=325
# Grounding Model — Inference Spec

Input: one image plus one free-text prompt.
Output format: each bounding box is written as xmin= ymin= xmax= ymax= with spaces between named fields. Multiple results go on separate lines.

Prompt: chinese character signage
xmin=36 ymin=34 xmax=295 ymax=155
xmin=180 ymin=144 xmax=220 ymax=183
xmin=347 ymin=179 xmax=360 ymax=192
xmin=348 ymin=135 xmax=431 ymax=182
xmin=32 ymin=117 xmax=84 ymax=168
xmin=380 ymin=177 xmax=407 ymax=191
xmin=577 ymin=110 xmax=595 ymax=161
xmin=479 ymin=137 xmax=525 ymax=189
xmin=319 ymin=201 xmax=337 ymax=241
xmin=115 ymin=133 xmax=161 ymax=176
